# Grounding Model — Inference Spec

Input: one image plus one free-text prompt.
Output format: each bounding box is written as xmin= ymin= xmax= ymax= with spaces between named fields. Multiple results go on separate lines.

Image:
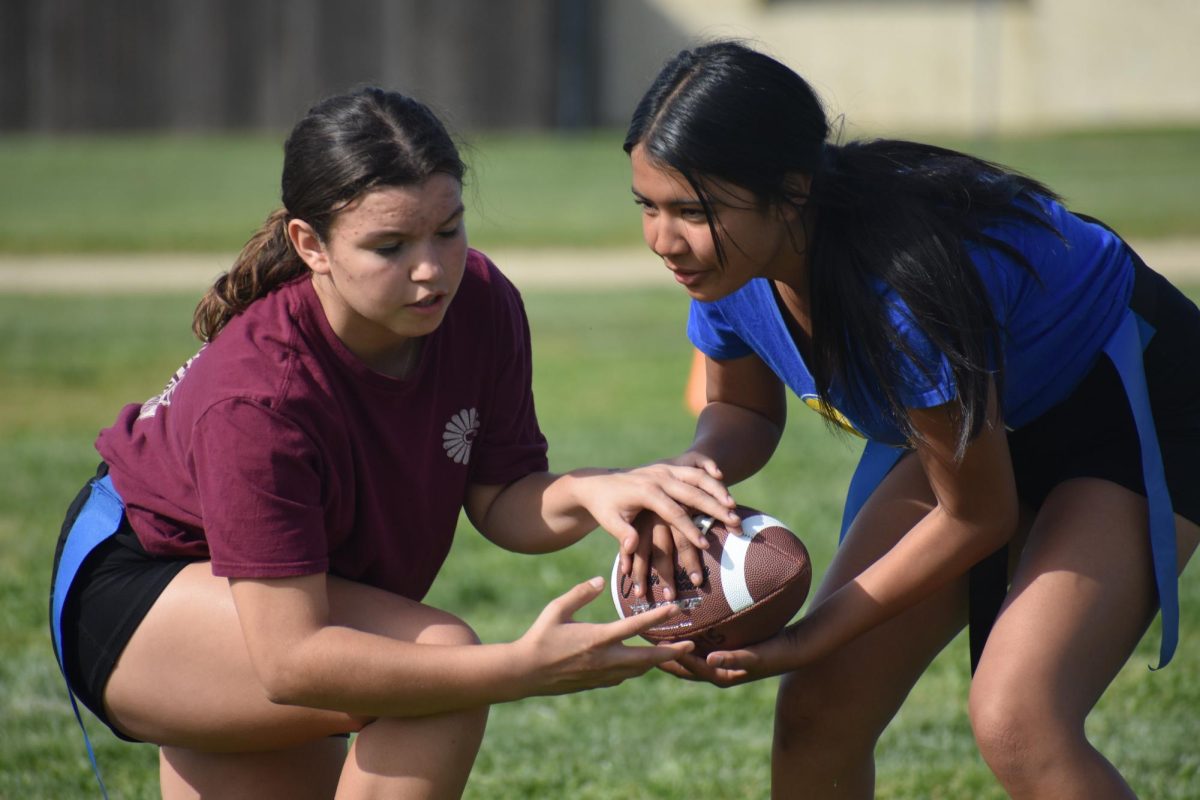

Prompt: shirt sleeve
xmin=687 ymin=299 xmax=753 ymax=360
xmin=467 ymin=269 xmax=550 ymax=486
xmin=886 ymin=297 xmax=957 ymax=410
xmin=191 ymin=398 xmax=330 ymax=578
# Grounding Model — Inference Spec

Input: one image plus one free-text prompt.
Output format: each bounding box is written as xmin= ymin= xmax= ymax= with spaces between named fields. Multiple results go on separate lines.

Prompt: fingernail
xmin=589 ymin=576 xmax=603 ymax=589
xmin=632 ymin=582 xmax=641 ymax=596
xmin=663 ymin=587 xmax=675 ymax=601
xmin=690 ymin=571 xmax=703 ymax=586
xmin=664 ymin=603 xmax=681 ymax=617
xmin=710 ymin=654 xmax=724 ymax=667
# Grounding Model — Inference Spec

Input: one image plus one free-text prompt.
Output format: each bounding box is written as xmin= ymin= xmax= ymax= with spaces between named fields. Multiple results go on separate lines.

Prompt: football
xmin=611 ymin=506 xmax=811 ymax=653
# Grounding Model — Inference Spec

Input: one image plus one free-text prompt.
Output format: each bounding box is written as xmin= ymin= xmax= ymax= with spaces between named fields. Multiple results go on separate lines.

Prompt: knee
xmin=968 ymin=675 xmax=1066 ymax=782
xmin=774 ymin=670 xmax=876 ymax=762
xmin=413 ymin=609 xmax=481 ymax=648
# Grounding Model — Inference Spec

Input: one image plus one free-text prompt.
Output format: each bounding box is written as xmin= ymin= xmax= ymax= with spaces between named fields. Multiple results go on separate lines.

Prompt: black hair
xmin=625 ymin=41 xmax=1059 ymax=457
xmin=194 ymin=87 xmax=465 ymax=341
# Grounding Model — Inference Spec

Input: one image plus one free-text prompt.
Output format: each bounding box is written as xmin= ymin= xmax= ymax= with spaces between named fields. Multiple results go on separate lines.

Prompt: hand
xmin=656 ymin=625 xmax=806 ymax=687
xmin=572 ymin=461 xmax=739 ymax=589
xmin=514 ymin=576 xmax=696 ymax=697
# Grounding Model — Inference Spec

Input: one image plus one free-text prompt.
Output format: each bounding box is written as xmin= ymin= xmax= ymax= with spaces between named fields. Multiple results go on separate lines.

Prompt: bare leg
xmin=970 ymin=478 xmax=1200 ymax=799
xmin=104 ymin=563 xmax=490 ymax=798
xmin=159 ymin=738 xmax=346 ymax=800
xmin=772 ymin=455 xmax=971 ymax=799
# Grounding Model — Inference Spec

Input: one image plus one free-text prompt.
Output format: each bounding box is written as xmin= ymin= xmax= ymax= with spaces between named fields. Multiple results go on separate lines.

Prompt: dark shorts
xmin=1007 ymin=259 xmax=1200 ymax=527
xmin=50 ymin=464 xmax=192 ymax=742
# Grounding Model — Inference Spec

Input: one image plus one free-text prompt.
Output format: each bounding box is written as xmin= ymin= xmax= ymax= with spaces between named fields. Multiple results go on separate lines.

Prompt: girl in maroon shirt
xmin=51 ymin=87 xmax=738 ymax=798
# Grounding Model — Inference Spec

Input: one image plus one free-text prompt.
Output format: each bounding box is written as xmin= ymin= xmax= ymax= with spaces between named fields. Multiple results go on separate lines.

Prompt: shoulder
xmin=179 ymin=279 xmax=315 ymax=408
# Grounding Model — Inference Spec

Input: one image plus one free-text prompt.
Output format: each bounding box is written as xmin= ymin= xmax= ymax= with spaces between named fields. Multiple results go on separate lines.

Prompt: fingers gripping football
xmin=613 ymin=507 xmax=811 ymax=655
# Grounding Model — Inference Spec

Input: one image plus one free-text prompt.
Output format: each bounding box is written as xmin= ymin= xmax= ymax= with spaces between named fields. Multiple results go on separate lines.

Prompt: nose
xmin=645 ymin=214 xmax=688 ymax=259
xmin=410 ymin=242 xmax=444 ymax=283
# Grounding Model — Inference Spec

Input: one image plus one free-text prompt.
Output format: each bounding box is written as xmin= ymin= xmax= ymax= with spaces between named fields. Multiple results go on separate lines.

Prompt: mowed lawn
xmin=2 ymin=127 xmax=1200 ymax=254
xmin=2 ymin=127 xmax=1199 ymax=797
xmin=1 ymin=284 xmax=1198 ymax=799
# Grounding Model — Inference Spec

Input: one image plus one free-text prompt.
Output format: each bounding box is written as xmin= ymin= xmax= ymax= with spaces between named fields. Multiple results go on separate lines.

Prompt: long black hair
xmin=625 ymin=41 xmax=1059 ymax=457
xmin=194 ymin=88 xmax=465 ymax=341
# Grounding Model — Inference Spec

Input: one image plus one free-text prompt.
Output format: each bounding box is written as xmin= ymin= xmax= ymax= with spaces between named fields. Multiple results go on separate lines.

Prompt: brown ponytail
xmin=191 ymin=208 xmax=307 ymax=341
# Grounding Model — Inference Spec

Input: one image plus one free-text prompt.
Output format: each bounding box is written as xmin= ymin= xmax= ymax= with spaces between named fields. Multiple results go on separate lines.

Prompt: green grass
xmin=2 ymin=286 xmax=1198 ymax=798
xmin=3 ymin=126 xmax=1200 ymax=254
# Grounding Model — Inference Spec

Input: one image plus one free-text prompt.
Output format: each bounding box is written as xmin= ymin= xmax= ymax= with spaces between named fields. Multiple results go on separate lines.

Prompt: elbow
xmin=254 ymin=654 xmax=319 ymax=707
xmin=945 ymin=498 xmax=1019 ymax=557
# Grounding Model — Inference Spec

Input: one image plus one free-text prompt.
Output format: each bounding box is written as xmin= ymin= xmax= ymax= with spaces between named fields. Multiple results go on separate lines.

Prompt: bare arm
xmin=463 ymin=462 xmax=739 ymax=559
xmin=230 ymin=573 xmax=693 ymax=718
xmin=678 ymin=381 xmax=1020 ymax=682
xmin=618 ymin=352 xmax=788 ymax=596
xmin=680 ymin=352 xmax=788 ymax=485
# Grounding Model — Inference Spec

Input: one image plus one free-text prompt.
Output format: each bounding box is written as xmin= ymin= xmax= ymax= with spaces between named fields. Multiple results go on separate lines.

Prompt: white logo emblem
xmin=138 ymin=345 xmax=207 ymax=420
xmin=442 ymin=408 xmax=479 ymax=465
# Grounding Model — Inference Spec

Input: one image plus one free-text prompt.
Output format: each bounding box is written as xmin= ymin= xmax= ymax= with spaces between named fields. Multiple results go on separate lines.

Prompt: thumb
xmin=541 ymin=576 xmax=605 ymax=624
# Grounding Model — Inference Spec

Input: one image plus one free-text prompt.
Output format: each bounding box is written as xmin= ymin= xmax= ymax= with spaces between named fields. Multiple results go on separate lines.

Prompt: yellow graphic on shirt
xmin=802 ymin=395 xmax=865 ymax=438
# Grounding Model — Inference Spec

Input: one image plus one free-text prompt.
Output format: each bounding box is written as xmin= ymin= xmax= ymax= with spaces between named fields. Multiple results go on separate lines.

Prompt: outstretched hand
xmin=514 ymin=576 xmax=696 ymax=697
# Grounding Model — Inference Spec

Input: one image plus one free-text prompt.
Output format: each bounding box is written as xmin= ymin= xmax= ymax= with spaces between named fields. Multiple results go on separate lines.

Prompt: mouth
xmin=669 ymin=268 xmax=707 ymax=288
xmin=408 ymin=293 xmax=447 ymax=312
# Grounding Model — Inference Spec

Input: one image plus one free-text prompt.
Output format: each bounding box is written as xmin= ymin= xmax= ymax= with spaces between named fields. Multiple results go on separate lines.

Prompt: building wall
xmin=2 ymin=0 xmax=1195 ymax=134
xmin=598 ymin=0 xmax=1200 ymax=135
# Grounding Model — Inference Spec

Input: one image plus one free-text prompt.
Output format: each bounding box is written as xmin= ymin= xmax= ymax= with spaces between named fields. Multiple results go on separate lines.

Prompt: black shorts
xmin=50 ymin=464 xmax=193 ymax=742
xmin=1008 ymin=258 xmax=1200 ymax=527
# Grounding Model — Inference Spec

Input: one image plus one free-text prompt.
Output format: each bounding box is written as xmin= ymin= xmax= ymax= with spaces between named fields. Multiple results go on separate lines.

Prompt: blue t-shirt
xmin=687 ymin=195 xmax=1134 ymax=444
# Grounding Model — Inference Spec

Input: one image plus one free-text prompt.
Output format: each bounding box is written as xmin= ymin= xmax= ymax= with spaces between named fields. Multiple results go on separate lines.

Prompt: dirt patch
xmin=1 ymin=240 xmax=1197 ymax=294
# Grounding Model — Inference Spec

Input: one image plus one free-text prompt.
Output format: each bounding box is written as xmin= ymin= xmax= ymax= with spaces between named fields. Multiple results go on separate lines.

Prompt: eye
xmin=374 ymin=243 xmax=402 ymax=256
xmin=437 ymin=224 xmax=463 ymax=239
xmin=680 ymin=206 xmax=707 ymax=222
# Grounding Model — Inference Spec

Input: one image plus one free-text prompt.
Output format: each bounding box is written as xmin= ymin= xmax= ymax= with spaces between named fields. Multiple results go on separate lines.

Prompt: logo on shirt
xmin=138 ymin=345 xmax=207 ymax=420
xmin=442 ymin=408 xmax=480 ymax=465
xmin=802 ymin=394 xmax=864 ymax=437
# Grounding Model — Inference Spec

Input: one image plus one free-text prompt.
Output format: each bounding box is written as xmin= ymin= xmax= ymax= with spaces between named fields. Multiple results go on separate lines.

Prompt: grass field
xmin=3 ymin=125 xmax=1198 ymax=796
xmin=2 ymin=284 xmax=1198 ymax=798
xmin=2 ymin=126 xmax=1200 ymax=254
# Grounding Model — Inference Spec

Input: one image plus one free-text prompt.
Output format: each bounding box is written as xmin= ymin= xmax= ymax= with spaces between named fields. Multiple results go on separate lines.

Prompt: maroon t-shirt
xmin=96 ymin=249 xmax=548 ymax=600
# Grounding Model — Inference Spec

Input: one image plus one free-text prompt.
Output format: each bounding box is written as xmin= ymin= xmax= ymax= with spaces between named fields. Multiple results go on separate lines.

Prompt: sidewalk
xmin=1 ymin=240 xmax=1197 ymax=293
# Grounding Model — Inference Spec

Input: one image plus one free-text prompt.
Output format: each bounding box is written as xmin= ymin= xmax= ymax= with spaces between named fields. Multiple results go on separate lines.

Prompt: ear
xmin=287 ymin=218 xmax=330 ymax=274
xmin=778 ymin=173 xmax=814 ymax=221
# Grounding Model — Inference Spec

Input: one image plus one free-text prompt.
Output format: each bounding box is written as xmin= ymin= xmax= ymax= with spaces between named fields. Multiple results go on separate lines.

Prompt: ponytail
xmin=191 ymin=208 xmax=307 ymax=342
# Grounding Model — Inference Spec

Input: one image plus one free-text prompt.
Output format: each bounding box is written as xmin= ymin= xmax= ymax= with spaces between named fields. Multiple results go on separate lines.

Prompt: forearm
xmin=267 ymin=625 xmax=529 ymax=717
xmin=793 ymin=504 xmax=1016 ymax=661
xmin=687 ymin=402 xmax=782 ymax=485
xmin=471 ymin=469 xmax=608 ymax=554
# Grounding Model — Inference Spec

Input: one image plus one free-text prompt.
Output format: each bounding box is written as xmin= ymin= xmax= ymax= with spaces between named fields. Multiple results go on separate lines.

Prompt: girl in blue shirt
xmin=622 ymin=40 xmax=1200 ymax=798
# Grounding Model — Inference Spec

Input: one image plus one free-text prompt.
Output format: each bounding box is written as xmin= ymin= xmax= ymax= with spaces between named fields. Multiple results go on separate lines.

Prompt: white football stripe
xmin=611 ymin=555 xmax=626 ymax=619
xmin=719 ymin=514 xmax=789 ymax=613
xmin=740 ymin=513 xmax=788 ymax=538
xmin=719 ymin=530 xmax=754 ymax=612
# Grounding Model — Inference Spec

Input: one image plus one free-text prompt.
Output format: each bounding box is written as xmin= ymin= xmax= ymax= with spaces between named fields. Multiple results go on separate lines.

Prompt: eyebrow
xmin=630 ymin=189 xmax=704 ymax=208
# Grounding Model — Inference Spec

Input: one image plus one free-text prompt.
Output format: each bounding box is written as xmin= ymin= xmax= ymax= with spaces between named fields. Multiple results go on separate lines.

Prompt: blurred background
xmin=5 ymin=0 xmax=1200 ymax=135
xmin=2 ymin=0 xmax=1198 ymax=258
xmin=2 ymin=2 xmax=1198 ymax=798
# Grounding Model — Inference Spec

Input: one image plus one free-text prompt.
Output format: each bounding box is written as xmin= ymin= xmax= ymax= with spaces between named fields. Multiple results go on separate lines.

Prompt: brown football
xmin=611 ymin=506 xmax=811 ymax=653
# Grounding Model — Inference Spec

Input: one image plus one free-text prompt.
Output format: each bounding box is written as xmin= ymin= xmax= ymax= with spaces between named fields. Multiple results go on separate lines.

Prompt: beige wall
xmin=600 ymin=0 xmax=1200 ymax=135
